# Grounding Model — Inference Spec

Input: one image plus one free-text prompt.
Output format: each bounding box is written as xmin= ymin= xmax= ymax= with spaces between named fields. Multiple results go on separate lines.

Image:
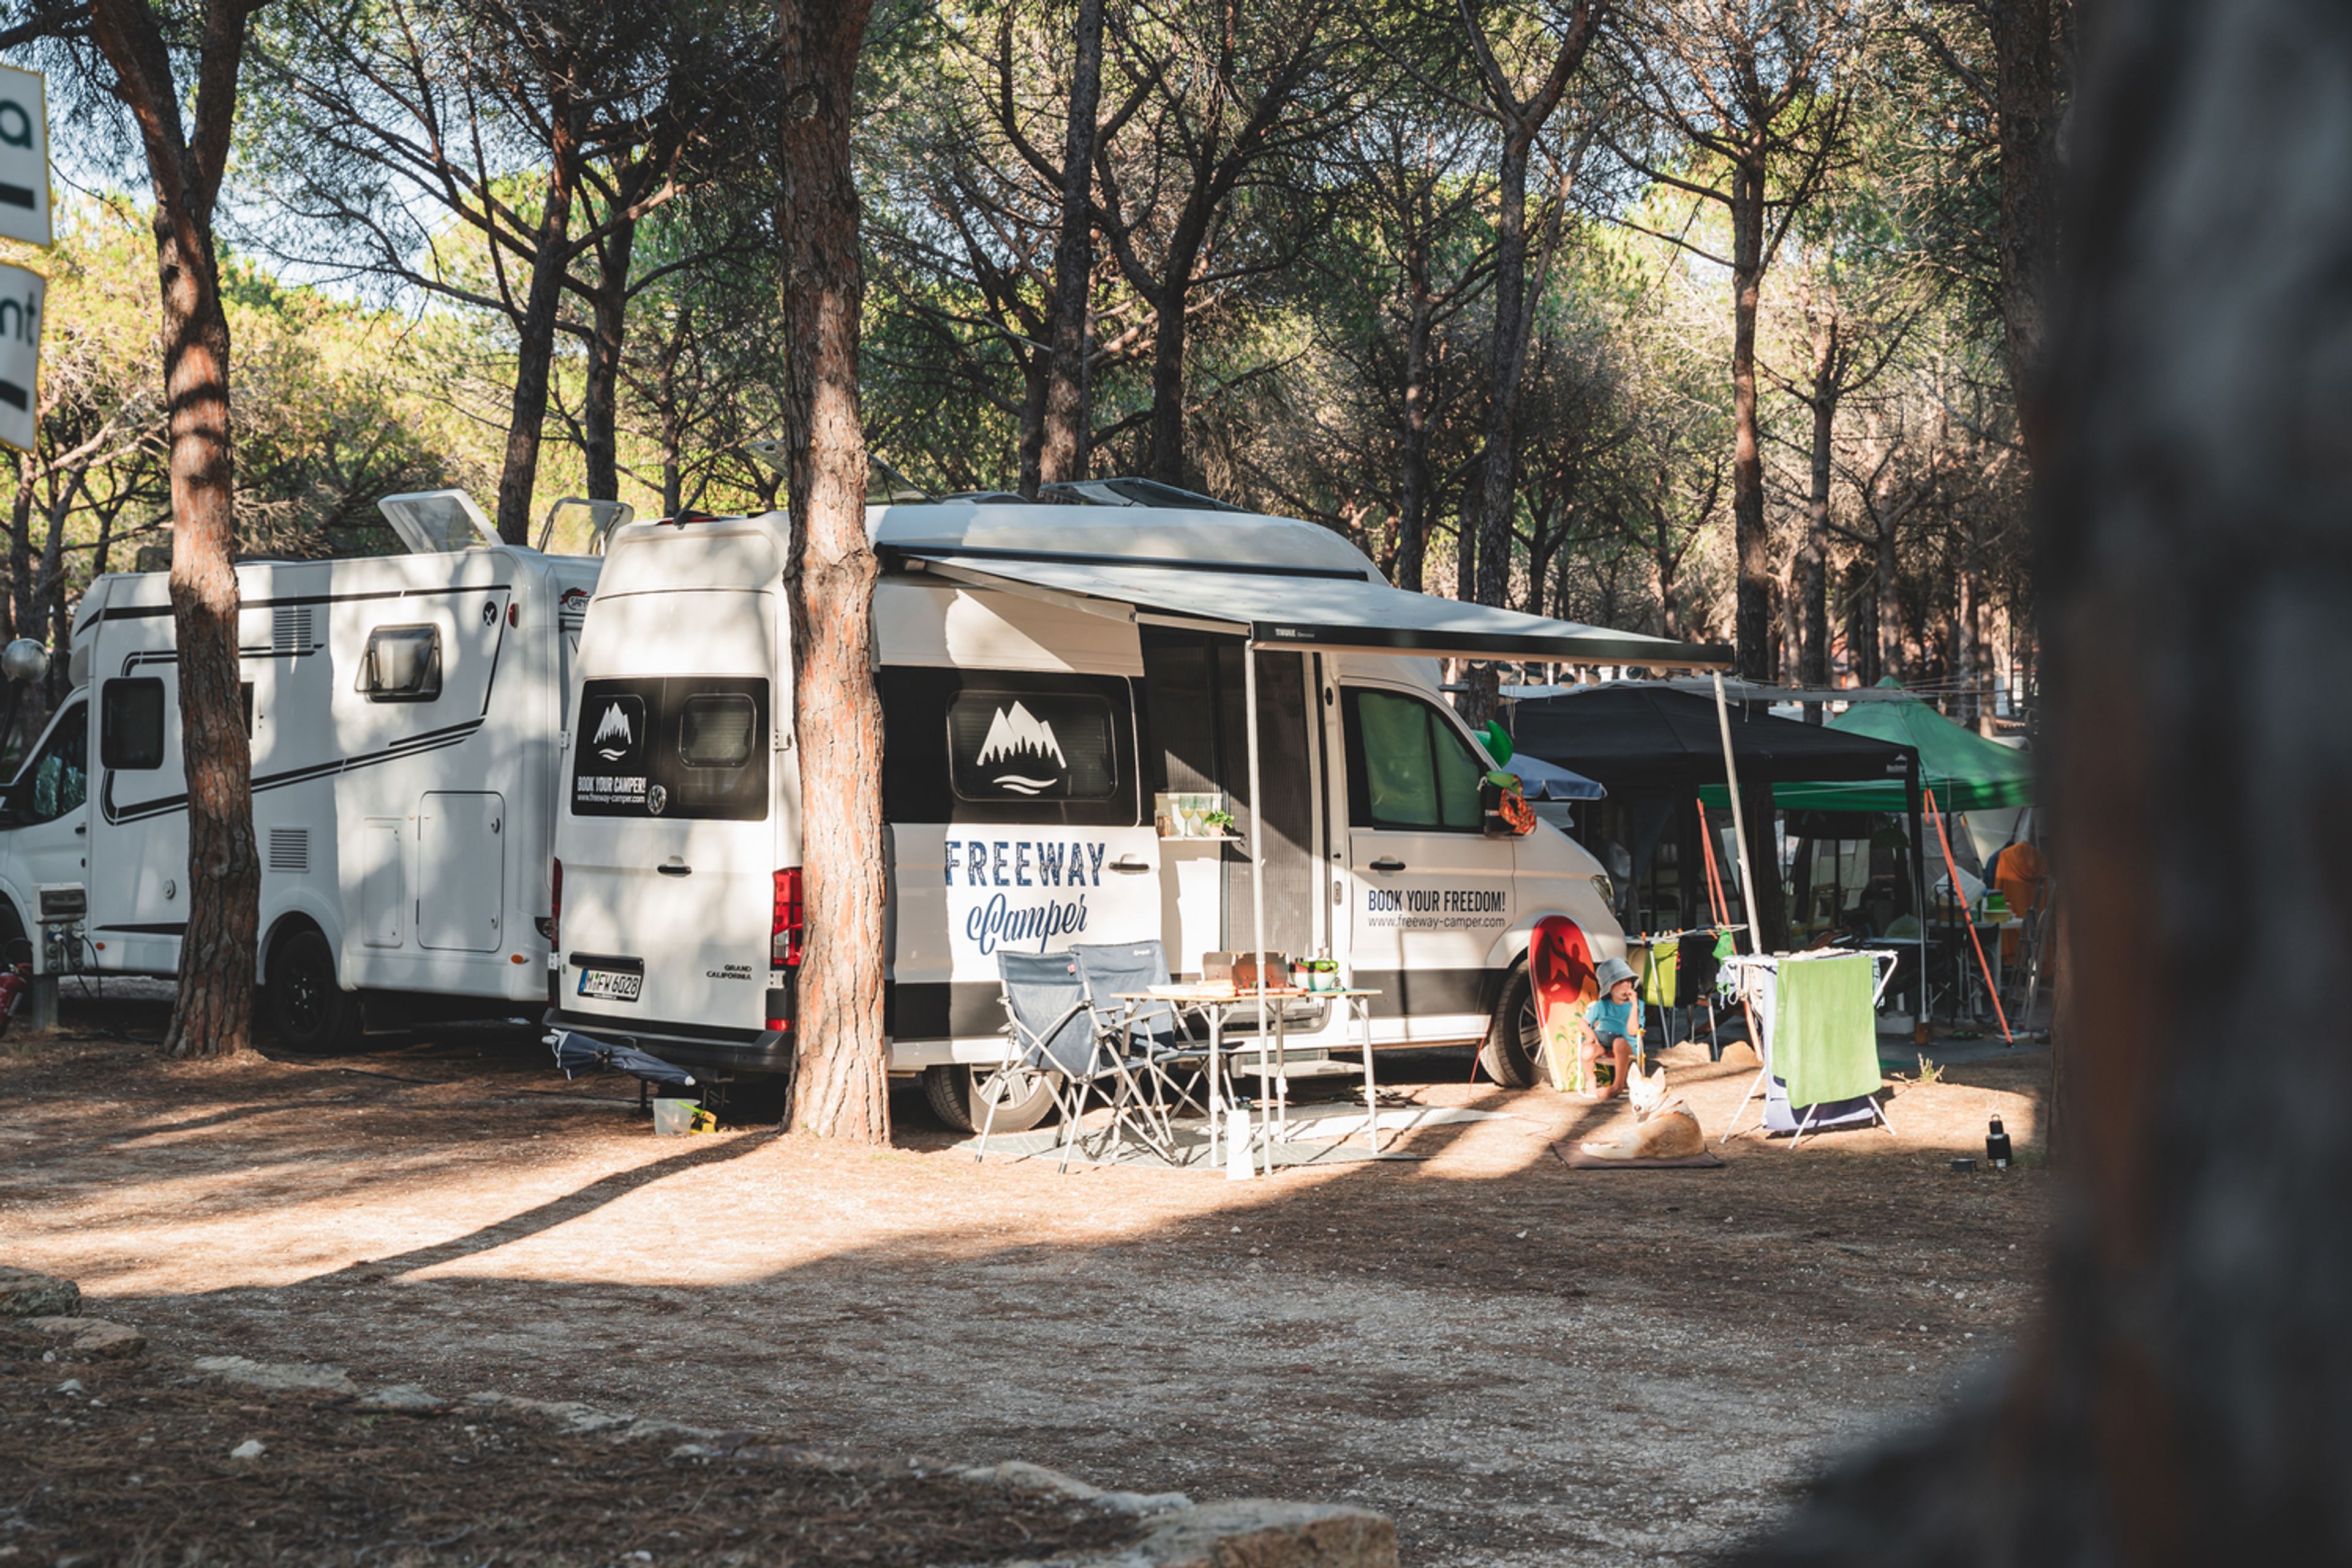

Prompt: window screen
xmin=101 ymin=678 xmax=166 ymax=770
xmin=947 ymin=690 xmax=1117 ymax=802
xmin=679 ymin=694 xmax=755 ymax=768
xmin=359 ymin=625 xmax=442 ymax=702
xmin=1343 ymin=688 xmax=1486 ymax=832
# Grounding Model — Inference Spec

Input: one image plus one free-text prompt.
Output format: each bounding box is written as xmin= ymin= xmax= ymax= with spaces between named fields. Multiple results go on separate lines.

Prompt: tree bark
xmin=1729 ymin=153 xmax=1772 ymax=682
xmin=89 ymin=0 xmax=262 ymax=1061
xmin=1392 ymin=258 xmax=1435 ymax=593
xmin=775 ymin=0 xmax=887 ymax=1143
xmin=1035 ymin=0 xmax=1105 ymax=492
xmin=1800 ymin=307 xmax=1838 ymax=712
xmin=494 ymin=105 xmax=581 ymax=545
xmin=1993 ymin=0 xmax=2065 ymax=463
xmin=581 ymin=214 xmax=638 ymax=505
xmin=1743 ymin=1 xmax=2352 ymax=1559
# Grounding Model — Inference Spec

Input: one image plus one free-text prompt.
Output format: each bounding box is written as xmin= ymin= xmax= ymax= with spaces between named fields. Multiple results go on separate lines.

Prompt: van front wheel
xmin=268 ymin=929 xmax=364 ymax=1054
xmin=1477 ymin=968 xmax=1545 ymax=1088
xmin=922 ymin=1062 xmax=1058 ymax=1134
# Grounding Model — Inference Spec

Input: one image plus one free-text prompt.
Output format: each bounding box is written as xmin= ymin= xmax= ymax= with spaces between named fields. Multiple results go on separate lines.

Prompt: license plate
xmin=578 ymin=967 xmax=643 ymax=1003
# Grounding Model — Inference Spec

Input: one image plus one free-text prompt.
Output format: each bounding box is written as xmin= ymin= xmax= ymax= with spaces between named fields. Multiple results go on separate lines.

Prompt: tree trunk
xmin=582 ymin=213 xmax=637 ymax=505
xmin=90 ymin=0 xmax=262 ymax=1061
xmin=1393 ymin=268 xmax=1435 ymax=593
xmin=1144 ymin=274 xmax=1189 ymax=485
xmin=1993 ymin=0 xmax=2064 ymax=463
xmin=494 ymin=107 xmax=581 ymax=545
xmin=1742 ymin=2 xmax=2352 ymax=1558
xmin=1729 ymin=153 xmax=1772 ymax=682
xmin=1800 ymin=311 xmax=1837 ymax=713
xmin=1035 ymin=0 xmax=1104 ymax=492
xmin=1015 ymin=349 xmax=1048 ymax=499
xmin=5 ymin=460 xmax=31 ymax=643
xmin=775 ymin=0 xmax=886 ymax=1143
xmin=1877 ymin=509 xmax=1903 ymax=684
xmin=152 ymin=207 xmax=258 ymax=1058
xmin=1472 ymin=127 xmax=1534 ymax=615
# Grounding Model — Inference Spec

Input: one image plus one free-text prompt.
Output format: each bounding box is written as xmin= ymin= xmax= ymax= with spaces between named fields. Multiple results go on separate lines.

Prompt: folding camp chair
xmin=981 ymin=950 xmax=1177 ymax=1172
xmin=1070 ymin=941 xmax=1210 ymax=1122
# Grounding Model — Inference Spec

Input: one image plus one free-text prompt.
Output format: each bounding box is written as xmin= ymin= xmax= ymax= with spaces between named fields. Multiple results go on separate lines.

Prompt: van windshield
xmin=573 ymin=677 xmax=769 ymax=820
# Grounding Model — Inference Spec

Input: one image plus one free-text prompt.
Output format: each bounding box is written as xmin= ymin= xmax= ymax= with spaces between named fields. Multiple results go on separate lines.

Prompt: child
xmin=1581 ymin=956 xmax=1643 ymax=1101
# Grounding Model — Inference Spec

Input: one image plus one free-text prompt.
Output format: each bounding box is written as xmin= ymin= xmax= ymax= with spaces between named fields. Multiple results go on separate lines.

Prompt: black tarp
xmin=1508 ymin=687 xmax=1918 ymax=793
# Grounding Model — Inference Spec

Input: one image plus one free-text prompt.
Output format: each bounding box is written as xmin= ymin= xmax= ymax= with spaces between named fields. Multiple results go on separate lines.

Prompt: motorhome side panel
xmin=876 ymin=583 xmax=1158 ymax=1068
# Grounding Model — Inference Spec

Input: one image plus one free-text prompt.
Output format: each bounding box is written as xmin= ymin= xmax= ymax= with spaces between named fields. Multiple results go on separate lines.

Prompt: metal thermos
xmin=1986 ymin=1115 xmax=2012 ymax=1169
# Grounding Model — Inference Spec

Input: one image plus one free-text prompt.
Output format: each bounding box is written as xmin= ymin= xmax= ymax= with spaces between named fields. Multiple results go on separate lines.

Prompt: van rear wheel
xmin=921 ymin=1062 xmax=1058 ymax=1134
xmin=1477 ymin=968 xmax=1544 ymax=1088
xmin=268 ymin=929 xmax=364 ymax=1054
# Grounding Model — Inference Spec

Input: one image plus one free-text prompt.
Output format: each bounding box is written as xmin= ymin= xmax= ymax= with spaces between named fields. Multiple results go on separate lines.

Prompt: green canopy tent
xmin=1702 ymin=679 xmax=2033 ymax=813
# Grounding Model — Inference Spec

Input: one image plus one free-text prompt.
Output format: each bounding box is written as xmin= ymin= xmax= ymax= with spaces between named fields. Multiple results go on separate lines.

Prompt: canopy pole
xmin=1711 ymin=671 xmax=1765 ymax=956
xmin=1245 ymin=640 xmax=1270 ymax=1172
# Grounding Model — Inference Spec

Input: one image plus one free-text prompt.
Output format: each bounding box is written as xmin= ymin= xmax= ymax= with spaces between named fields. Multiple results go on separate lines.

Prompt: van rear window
xmin=573 ymin=677 xmax=769 ymax=820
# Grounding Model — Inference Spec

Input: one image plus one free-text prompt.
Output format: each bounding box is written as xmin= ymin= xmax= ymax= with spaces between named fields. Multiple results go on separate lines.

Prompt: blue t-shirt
xmin=1585 ymin=994 xmax=1642 ymax=1046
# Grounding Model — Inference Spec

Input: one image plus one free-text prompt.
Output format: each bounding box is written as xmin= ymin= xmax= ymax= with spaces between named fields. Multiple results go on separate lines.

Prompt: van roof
xmin=867 ymin=499 xmax=1379 ymax=578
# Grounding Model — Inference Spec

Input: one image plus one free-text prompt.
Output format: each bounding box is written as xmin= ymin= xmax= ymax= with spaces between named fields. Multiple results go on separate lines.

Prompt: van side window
xmin=1341 ymin=688 xmax=1484 ymax=832
xmin=102 ymin=678 xmax=167 ymax=770
xmin=358 ymin=625 xmax=442 ymax=703
xmin=9 ymin=701 xmax=86 ymax=825
xmin=880 ymin=667 xmax=1139 ymax=829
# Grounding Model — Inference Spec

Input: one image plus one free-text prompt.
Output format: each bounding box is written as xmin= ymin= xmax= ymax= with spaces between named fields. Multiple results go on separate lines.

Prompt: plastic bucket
xmin=652 ymin=1098 xmax=701 ymax=1136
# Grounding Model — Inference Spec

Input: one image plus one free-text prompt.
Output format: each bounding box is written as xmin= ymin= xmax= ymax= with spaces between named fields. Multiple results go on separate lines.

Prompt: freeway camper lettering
xmin=1363 ymin=884 xmax=1510 ymax=932
xmin=944 ymin=837 xmax=1110 ymax=956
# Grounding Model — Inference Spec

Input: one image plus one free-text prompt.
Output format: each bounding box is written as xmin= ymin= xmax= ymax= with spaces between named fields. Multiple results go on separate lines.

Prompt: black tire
xmin=0 ymin=899 xmax=26 ymax=971
xmin=1478 ymin=967 xmax=1544 ymax=1088
xmin=921 ymin=1061 xmax=1059 ymax=1134
xmin=266 ymin=927 xmax=364 ymax=1054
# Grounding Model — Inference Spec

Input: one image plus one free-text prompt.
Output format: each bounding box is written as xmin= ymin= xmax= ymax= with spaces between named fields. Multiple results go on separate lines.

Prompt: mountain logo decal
xmin=592 ymin=700 xmax=635 ymax=761
xmin=974 ymin=701 xmax=1068 ymax=795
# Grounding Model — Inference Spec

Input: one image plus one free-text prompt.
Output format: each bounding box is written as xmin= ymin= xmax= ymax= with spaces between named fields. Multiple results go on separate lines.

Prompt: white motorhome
xmin=546 ymin=498 xmax=1728 ymax=1128
xmin=0 ymin=497 xmax=601 ymax=1048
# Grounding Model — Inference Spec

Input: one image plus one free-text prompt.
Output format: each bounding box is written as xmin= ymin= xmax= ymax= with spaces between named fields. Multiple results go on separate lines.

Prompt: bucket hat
xmin=1594 ymin=956 xmax=1637 ymax=991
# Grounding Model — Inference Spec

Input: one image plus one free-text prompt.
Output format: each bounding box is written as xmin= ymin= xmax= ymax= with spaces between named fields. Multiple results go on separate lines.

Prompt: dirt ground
xmin=1 ymin=989 xmax=2054 ymax=1566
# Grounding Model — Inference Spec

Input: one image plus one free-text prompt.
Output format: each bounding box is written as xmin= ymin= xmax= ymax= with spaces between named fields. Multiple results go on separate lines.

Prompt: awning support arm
xmin=1246 ymin=639 xmax=1270 ymax=1175
xmin=1713 ymin=671 xmax=1765 ymax=956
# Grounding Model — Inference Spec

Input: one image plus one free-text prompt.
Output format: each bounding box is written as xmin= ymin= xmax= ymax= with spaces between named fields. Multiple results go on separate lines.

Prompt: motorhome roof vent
xmin=271 ymin=605 xmax=313 ymax=655
xmin=377 ymin=490 xmax=501 ymax=555
xmin=536 ymin=497 xmax=635 ymax=556
xmin=268 ymin=827 xmax=309 ymax=874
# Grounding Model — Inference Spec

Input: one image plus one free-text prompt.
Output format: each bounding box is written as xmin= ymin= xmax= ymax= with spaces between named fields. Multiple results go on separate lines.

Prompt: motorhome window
xmin=1342 ymin=688 xmax=1484 ymax=832
xmin=101 ymin=678 xmax=167 ymax=770
xmin=360 ymin=625 xmax=442 ymax=702
xmin=571 ymin=676 xmax=768 ymax=820
xmin=9 ymin=701 xmax=85 ymax=824
xmin=947 ymin=690 xmax=1117 ymax=803
xmin=678 ymin=695 xmax=755 ymax=768
xmin=879 ymin=667 xmax=1138 ymax=828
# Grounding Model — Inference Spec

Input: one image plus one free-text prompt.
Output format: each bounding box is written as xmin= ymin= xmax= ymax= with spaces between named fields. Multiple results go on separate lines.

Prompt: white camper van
xmin=548 ymin=497 xmax=1729 ymax=1128
xmin=0 ymin=497 xmax=601 ymax=1048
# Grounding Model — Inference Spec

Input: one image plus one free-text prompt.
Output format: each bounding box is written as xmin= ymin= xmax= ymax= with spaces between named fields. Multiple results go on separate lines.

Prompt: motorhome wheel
xmin=921 ymin=1063 xmax=1058 ymax=1134
xmin=267 ymin=928 xmax=363 ymax=1054
xmin=1477 ymin=967 xmax=1544 ymax=1089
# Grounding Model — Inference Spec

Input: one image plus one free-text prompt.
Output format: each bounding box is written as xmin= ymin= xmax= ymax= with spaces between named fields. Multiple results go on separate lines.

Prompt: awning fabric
xmin=1700 ymin=683 xmax=2032 ymax=813
xmin=1510 ymin=687 xmax=1918 ymax=793
xmin=894 ymin=550 xmax=1733 ymax=669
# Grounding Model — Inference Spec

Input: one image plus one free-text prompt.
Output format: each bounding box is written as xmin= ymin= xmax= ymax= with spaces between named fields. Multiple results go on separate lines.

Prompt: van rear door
xmin=557 ymin=589 xmax=781 ymax=1035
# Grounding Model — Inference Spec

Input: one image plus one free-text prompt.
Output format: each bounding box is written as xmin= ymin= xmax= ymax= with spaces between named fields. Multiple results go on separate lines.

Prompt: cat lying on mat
xmin=1578 ymin=1063 xmax=1705 ymax=1159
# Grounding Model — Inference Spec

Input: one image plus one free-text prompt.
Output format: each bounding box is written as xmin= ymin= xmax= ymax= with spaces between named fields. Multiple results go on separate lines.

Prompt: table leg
xmin=1273 ymin=1003 xmax=1290 ymax=1150
xmin=1357 ymin=997 xmax=1379 ymax=1152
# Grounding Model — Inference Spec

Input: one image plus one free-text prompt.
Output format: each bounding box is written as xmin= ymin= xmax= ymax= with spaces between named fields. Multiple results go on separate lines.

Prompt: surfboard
xmin=1528 ymin=916 xmax=1598 ymax=1093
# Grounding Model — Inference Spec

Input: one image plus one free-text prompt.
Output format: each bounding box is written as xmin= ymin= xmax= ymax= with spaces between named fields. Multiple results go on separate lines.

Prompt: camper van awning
xmin=891 ymin=549 xmax=1734 ymax=669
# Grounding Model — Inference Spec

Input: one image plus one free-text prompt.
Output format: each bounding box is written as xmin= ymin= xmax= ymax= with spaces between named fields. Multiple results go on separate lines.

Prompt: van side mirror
xmin=1482 ymin=772 xmax=1536 ymax=837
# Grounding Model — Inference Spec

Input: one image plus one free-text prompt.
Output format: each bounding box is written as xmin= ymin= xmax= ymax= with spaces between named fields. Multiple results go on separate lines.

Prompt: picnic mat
xmin=1549 ymin=1143 xmax=1725 ymax=1170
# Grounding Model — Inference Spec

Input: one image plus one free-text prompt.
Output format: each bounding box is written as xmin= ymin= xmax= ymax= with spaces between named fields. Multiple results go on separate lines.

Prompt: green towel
xmin=1773 ymin=954 xmax=1882 ymax=1105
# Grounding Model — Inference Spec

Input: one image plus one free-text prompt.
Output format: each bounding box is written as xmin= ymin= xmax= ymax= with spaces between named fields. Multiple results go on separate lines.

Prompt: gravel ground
xmin=0 ymin=993 xmax=2054 ymax=1566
